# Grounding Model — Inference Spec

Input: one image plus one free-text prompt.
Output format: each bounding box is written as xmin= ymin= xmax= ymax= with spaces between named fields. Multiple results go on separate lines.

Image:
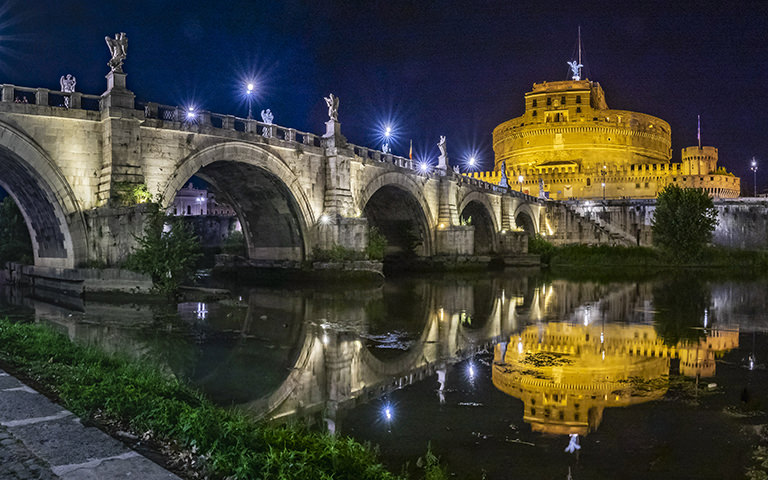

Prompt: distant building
xmin=469 ymin=79 xmax=740 ymax=199
xmin=170 ymin=183 xmax=236 ymax=216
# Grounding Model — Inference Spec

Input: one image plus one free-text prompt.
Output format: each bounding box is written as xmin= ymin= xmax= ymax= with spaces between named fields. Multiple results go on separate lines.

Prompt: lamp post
xmin=246 ymin=83 xmax=254 ymax=119
xmin=600 ymin=164 xmax=607 ymax=201
xmin=382 ymin=125 xmax=391 ymax=153
xmin=751 ymin=157 xmax=759 ymax=196
xmin=518 ymin=174 xmax=524 ymax=192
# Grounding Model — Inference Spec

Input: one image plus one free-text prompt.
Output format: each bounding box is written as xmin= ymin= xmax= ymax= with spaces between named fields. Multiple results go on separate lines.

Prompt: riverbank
xmin=531 ymin=239 xmax=768 ymax=274
xmin=0 ymin=317 xmax=445 ymax=480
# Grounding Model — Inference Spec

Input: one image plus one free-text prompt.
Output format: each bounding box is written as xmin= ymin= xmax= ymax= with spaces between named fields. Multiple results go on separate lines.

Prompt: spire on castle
xmin=567 ymin=26 xmax=584 ymax=81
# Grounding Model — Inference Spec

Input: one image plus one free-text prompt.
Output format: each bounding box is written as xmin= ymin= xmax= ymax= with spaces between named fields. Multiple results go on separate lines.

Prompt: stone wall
xmin=713 ymin=200 xmax=768 ymax=249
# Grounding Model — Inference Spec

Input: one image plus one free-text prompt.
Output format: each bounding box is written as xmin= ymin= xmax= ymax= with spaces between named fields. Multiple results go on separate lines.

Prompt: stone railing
xmin=0 ymin=83 xmax=540 ymax=199
xmin=0 ymin=84 xmax=102 ymax=111
xmin=139 ymin=101 xmax=324 ymax=148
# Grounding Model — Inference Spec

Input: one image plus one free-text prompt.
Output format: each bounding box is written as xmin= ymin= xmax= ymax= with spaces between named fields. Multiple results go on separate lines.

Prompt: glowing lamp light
xmin=517 ymin=338 xmax=524 ymax=354
xmin=383 ymin=405 xmax=393 ymax=422
xmin=419 ymin=162 xmax=429 ymax=173
xmin=186 ymin=106 xmax=197 ymax=120
xmin=468 ymin=363 xmax=475 ymax=379
xmin=469 ymin=156 xmax=476 ymax=167
xmin=385 ymin=126 xmax=391 ymax=138
xmin=247 ymin=83 xmax=254 ymax=94
xmin=319 ymin=214 xmax=331 ymax=225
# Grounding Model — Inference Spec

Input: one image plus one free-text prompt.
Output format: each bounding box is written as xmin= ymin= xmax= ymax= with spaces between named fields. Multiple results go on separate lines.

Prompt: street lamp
xmin=246 ymin=83 xmax=254 ymax=119
xmin=382 ymin=125 xmax=391 ymax=153
xmin=751 ymin=157 xmax=759 ymax=196
xmin=518 ymin=174 xmax=524 ymax=192
xmin=600 ymin=164 xmax=607 ymax=201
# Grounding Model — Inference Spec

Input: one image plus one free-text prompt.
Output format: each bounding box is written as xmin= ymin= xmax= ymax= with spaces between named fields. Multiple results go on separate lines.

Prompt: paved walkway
xmin=0 ymin=369 xmax=180 ymax=479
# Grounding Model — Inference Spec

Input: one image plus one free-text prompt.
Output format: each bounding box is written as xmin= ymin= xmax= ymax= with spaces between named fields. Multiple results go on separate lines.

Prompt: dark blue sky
xmin=1 ymin=0 xmax=767 ymax=197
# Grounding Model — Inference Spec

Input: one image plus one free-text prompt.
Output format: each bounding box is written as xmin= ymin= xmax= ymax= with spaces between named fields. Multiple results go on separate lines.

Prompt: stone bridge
xmin=0 ymin=69 xmax=568 ymax=269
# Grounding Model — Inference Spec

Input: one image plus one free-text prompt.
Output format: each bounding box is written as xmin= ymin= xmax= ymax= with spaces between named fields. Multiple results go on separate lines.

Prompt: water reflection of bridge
xmin=492 ymin=322 xmax=739 ymax=436
xmin=0 ymin=274 xmax=742 ymax=430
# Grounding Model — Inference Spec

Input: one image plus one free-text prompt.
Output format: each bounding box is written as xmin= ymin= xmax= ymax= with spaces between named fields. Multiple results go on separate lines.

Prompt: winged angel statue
xmin=105 ymin=33 xmax=128 ymax=73
xmin=324 ymin=93 xmax=339 ymax=121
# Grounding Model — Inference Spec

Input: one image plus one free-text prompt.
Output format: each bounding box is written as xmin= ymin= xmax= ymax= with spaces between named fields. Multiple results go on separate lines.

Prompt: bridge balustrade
xmin=1 ymin=85 xmax=102 ymax=111
xmin=0 ymin=82 xmax=539 ymax=202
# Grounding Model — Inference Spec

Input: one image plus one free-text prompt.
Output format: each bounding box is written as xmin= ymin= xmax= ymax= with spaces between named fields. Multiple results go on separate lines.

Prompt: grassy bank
xmin=529 ymin=236 xmax=768 ymax=274
xmin=0 ymin=318 xmax=444 ymax=480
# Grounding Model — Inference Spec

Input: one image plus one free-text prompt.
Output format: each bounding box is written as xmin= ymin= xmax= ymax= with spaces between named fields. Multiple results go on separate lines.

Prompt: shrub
xmin=366 ymin=227 xmax=387 ymax=261
xmin=124 ymin=202 xmax=201 ymax=295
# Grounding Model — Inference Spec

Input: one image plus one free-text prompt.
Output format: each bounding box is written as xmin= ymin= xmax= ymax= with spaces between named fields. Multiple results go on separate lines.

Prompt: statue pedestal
xmin=437 ymin=154 xmax=448 ymax=172
xmin=322 ymin=119 xmax=346 ymax=147
xmin=102 ymin=71 xmax=134 ymax=110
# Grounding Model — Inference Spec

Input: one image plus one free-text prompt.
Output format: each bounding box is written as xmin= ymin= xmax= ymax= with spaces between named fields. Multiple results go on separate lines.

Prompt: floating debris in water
xmin=458 ymin=402 xmax=483 ymax=407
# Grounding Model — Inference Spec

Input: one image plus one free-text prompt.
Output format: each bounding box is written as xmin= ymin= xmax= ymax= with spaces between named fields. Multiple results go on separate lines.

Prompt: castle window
xmin=586 ymin=178 xmax=591 ymax=186
xmin=532 ymin=110 xmax=537 ymax=117
xmin=186 ymin=205 xmax=191 ymax=215
xmin=711 ymin=176 xmax=714 ymax=181
xmin=546 ymin=97 xmax=552 ymax=106
xmin=561 ymin=95 xmax=566 ymax=104
xmin=532 ymin=99 xmax=537 ymax=107
xmin=576 ymin=107 xmax=581 ymax=113
xmin=576 ymin=96 xmax=582 ymax=104
xmin=635 ymin=183 xmax=640 ymax=188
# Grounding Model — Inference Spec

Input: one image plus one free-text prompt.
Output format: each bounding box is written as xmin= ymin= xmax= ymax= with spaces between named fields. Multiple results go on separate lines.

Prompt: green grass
xmin=0 ymin=318 xmax=445 ymax=480
xmin=530 ymin=235 xmax=768 ymax=275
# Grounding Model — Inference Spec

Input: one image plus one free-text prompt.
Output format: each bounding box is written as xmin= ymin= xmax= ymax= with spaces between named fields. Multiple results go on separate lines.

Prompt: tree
xmin=0 ymin=197 xmax=33 ymax=265
xmin=124 ymin=203 xmax=201 ymax=295
xmin=652 ymin=185 xmax=717 ymax=262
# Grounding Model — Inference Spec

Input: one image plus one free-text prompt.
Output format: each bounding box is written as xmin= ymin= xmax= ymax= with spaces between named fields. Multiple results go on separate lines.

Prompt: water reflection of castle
xmin=492 ymin=323 xmax=738 ymax=436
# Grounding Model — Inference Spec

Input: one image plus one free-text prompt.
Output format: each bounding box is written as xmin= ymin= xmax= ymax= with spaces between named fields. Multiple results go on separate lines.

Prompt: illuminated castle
xmin=470 ymin=78 xmax=740 ymax=199
xmin=492 ymin=322 xmax=738 ymax=435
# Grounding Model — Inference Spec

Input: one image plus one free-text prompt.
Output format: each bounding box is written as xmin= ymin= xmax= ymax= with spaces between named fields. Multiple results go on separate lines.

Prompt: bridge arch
xmin=0 ymin=121 xmax=87 ymax=267
xmin=359 ymin=172 xmax=435 ymax=257
xmin=162 ymin=142 xmax=314 ymax=261
xmin=514 ymin=204 xmax=539 ymax=236
xmin=458 ymin=192 xmax=499 ymax=255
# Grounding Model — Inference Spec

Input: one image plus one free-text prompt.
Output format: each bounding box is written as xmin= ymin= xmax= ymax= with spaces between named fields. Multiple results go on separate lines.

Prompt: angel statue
xmin=324 ymin=93 xmax=339 ymax=121
xmin=567 ymin=60 xmax=583 ymax=81
xmin=260 ymin=109 xmax=274 ymax=124
xmin=261 ymin=109 xmax=274 ymax=137
xmin=437 ymin=135 xmax=447 ymax=157
xmin=60 ymin=74 xmax=76 ymax=93
xmin=105 ymin=32 xmax=128 ymax=73
xmin=59 ymin=74 xmax=76 ymax=108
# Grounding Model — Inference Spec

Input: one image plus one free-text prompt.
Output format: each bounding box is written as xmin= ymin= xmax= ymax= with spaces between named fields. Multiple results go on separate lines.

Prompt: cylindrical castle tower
xmin=681 ymin=146 xmax=718 ymax=175
xmin=492 ymin=80 xmax=672 ymax=174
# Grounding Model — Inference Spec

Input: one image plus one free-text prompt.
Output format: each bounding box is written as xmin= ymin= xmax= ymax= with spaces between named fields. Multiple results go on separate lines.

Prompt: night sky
xmin=1 ymin=0 xmax=767 ymax=198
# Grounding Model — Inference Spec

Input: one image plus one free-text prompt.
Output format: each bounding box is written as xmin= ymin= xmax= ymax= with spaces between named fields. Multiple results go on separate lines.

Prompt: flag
xmin=697 ymin=115 xmax=701 ymax=148
xmin=409 ymin=139 xmax=413 ymax=160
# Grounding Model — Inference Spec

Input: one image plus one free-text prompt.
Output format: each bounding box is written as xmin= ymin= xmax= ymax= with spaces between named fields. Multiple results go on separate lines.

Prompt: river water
xmin=2 ymin=269 xmax=768 ymax=479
